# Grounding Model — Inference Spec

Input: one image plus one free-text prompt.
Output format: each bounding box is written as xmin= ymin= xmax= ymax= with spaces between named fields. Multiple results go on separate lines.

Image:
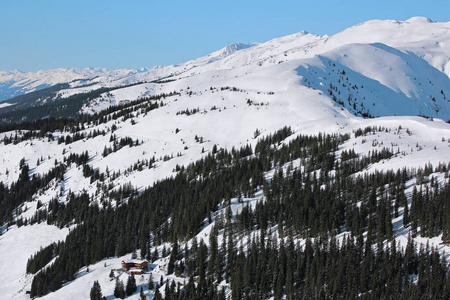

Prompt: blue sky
xmin=1 ymin=0 xmax=449 ymax=72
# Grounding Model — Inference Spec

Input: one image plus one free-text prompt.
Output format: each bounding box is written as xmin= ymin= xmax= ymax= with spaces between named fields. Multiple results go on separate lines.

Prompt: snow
xmin=0 ymin=102 xmax=14 ymax=109
xmin=204 ymin=42 xmax=256 ymax=63
xmin=0 ymin=16 xmax=450 ymax=299
xmin=0 ymin=80 xmax=448 ymax=298
xmin=0 ymin=67 xmax=151 ymax=102
xmin=3 ymin=16 xmax=450 ymax=119
xmin=43 ymin=17 xmax=450 ymax=120
xmin=0 ymin=224 xmax=69 ymax=300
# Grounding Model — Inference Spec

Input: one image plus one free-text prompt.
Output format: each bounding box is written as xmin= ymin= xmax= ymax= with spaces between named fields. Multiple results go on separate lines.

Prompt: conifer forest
xmin=2 ymin=124 xmax=448 ymax=299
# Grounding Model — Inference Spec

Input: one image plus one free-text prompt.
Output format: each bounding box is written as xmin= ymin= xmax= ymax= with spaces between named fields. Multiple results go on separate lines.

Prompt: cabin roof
xmin=122 ymin=260 xmax=148 ymax=264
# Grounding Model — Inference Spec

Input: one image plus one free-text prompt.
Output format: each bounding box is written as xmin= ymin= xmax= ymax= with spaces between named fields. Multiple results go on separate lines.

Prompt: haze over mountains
xmin=1 ymin=17 xmax=450 ymax=300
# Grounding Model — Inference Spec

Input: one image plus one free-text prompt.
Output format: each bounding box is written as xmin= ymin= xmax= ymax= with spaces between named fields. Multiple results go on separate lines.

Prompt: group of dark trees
xmin=0 ymin=79 xmax=179 ymax=125
xmin=0 ymin=159 xmax=66 ymax=226
xmin=113 ymin=273 xmax=137 ymax=299
xmin=0 ymin=83 xmax=70 ymax=121
xmin=90 ymin=280 xmax=104 ymax=300
xmin=409 ymin=183 xmax=450 ymax=239
xmin=26 ymin=242 xmax=60 ymax=275
xmin=102 ymin=134 xmax=142 ymax=157
xmin=0 ymin=91 xmax=174 ymax=145
xmin=227 ymin=232 xmax=450 ymax=299
xmin=4 ymin=124 xmax=449 ymax=299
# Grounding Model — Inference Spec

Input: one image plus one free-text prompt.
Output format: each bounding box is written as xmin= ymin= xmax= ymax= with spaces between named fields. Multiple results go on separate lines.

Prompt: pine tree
xmin=148 ymin=272 xmax=154 ymax=290
xmin=90 ymin=280 xmax=102 ymax=300
xmin=386 ymin=203 xmax=393 ymax=240
xmin=114 ymin=278 xmax=125 ymax=299
xmin=126 ymin=273 xmax=137 ymax=296
xmin=113 ymin=279 xmax=120 ymax=297
xmin=139 ymin=286 xmax=146 ymax=300
xmin=170 ymin=280 xmax=177 ymax=299
xmin=154 ymin=287 xmax=162 ymax=300
xmin=152 ymin=248 xmax=158 ymax=262
xmin=403 ymin=200 xmax=410 ymax=227
xmin=165 ymin=279 xmax=171 ymax=299
xmin=109 ymin=269 xmax=115 ymax=280
xmin=208 ymin=226 xmax=218 ymax=278
xmin=168 ymin=240 xmax=178 ymax=274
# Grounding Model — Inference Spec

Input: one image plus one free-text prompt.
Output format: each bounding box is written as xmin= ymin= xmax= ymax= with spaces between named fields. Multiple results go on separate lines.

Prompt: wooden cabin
xmin=121 ymin=260 xmax=149 ymax=272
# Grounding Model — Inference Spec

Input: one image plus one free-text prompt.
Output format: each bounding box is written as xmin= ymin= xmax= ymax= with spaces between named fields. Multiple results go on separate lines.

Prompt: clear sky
xmin=1 ymin=0 xmax=449 ymax=72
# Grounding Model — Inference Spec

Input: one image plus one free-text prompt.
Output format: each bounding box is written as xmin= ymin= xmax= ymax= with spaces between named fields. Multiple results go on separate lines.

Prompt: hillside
xmin=1 ymin=17 xmax=450 ymax=123
xmin=0 ymin=68 xmax=150 ymax=102
xmin=0 ymin=17 xmax=450 ymax=299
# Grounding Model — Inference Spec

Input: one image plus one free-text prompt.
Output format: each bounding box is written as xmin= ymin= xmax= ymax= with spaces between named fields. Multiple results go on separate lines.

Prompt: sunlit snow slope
xmin=1 ymin=17 xmax=450 ymax=120
xmin=0 ymin=17 xmax=450 ymax=300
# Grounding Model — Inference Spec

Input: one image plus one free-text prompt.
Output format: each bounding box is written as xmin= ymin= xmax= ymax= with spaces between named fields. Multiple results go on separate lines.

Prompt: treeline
xmin=0 ymin=91 xmax=176 ymax=142
xmin=227 ymin=233 xmax=450 ymax=299
xmin=26 ymin=242 xmax=60 ymax=274
xmin=0 ymin=160 xmax=66 ymax=225
xmin=0 ymin=83 xmax=70 ymax=116
xmin=0 ymin=87 xmax=116 ymax=125
xmin=23 ymin=127 xmax=450 ymax=298
xmin=0 ymin=80 xmax=176 ymax=125
xmin=151 ymin=231 xmax=450 ymax=300
xmin=102 ymin=135 xmax=142 ymax=157
xmin=27 ymin=129 xmax=351 ymax=296
xmin=409 ymin=183 xmax=450 ymax=239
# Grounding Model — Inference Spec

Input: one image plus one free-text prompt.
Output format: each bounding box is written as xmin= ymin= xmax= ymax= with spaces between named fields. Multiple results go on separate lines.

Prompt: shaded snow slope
xmin=295 ymin=42 xmax=450 ymax=118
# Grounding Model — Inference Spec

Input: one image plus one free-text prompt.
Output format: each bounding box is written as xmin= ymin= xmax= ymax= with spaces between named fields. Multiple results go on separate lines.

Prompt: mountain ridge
xmin=1 ymin=16 xmax=450 ymax=300
xmin=1 ymin=16 xmax=450 ymax=123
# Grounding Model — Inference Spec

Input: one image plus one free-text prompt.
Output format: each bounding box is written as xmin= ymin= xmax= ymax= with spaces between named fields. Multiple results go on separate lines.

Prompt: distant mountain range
xmin=1 ymin=17 xmax=450 ymax=300
xmin=1 ymin=16 xmax=449 ymax=123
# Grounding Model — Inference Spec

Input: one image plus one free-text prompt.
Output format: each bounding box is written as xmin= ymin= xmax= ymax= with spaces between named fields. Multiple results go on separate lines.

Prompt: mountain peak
xmin=406 ymin=16 xmax=435 ymax=23
xmin=220 ymin=43 xmax=254 ymax=56
xmin=205 ymin=42 xmax=255 ymax=63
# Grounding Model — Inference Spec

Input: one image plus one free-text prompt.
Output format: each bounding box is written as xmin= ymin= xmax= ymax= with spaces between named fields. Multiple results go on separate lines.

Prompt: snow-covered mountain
xmin=1 ymin=17 xmax=450 ymax=300
xmin=0 ymin=67 xmax=151 ymax=102
xmin=2 ymin=16 xmax=450 ymax=121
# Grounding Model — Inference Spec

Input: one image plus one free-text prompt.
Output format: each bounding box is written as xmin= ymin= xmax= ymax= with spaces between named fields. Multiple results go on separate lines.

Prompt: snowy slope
xmin=0 ymin=16 xmax=450 ymax=300
xmin=3 ymin=16 xmax=450 ymax=120
xmin=0 ymin=224 xmax=69 ymax=300
xmin=1 ymin=103 xmax=449 ymax=299
xmin=20 ymin=16 xmax=447 ymax=121
xmin=0 ymin=67 xmax=151 ymax=102
xmin=295 ymin=42 xmax=450 ymax=118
